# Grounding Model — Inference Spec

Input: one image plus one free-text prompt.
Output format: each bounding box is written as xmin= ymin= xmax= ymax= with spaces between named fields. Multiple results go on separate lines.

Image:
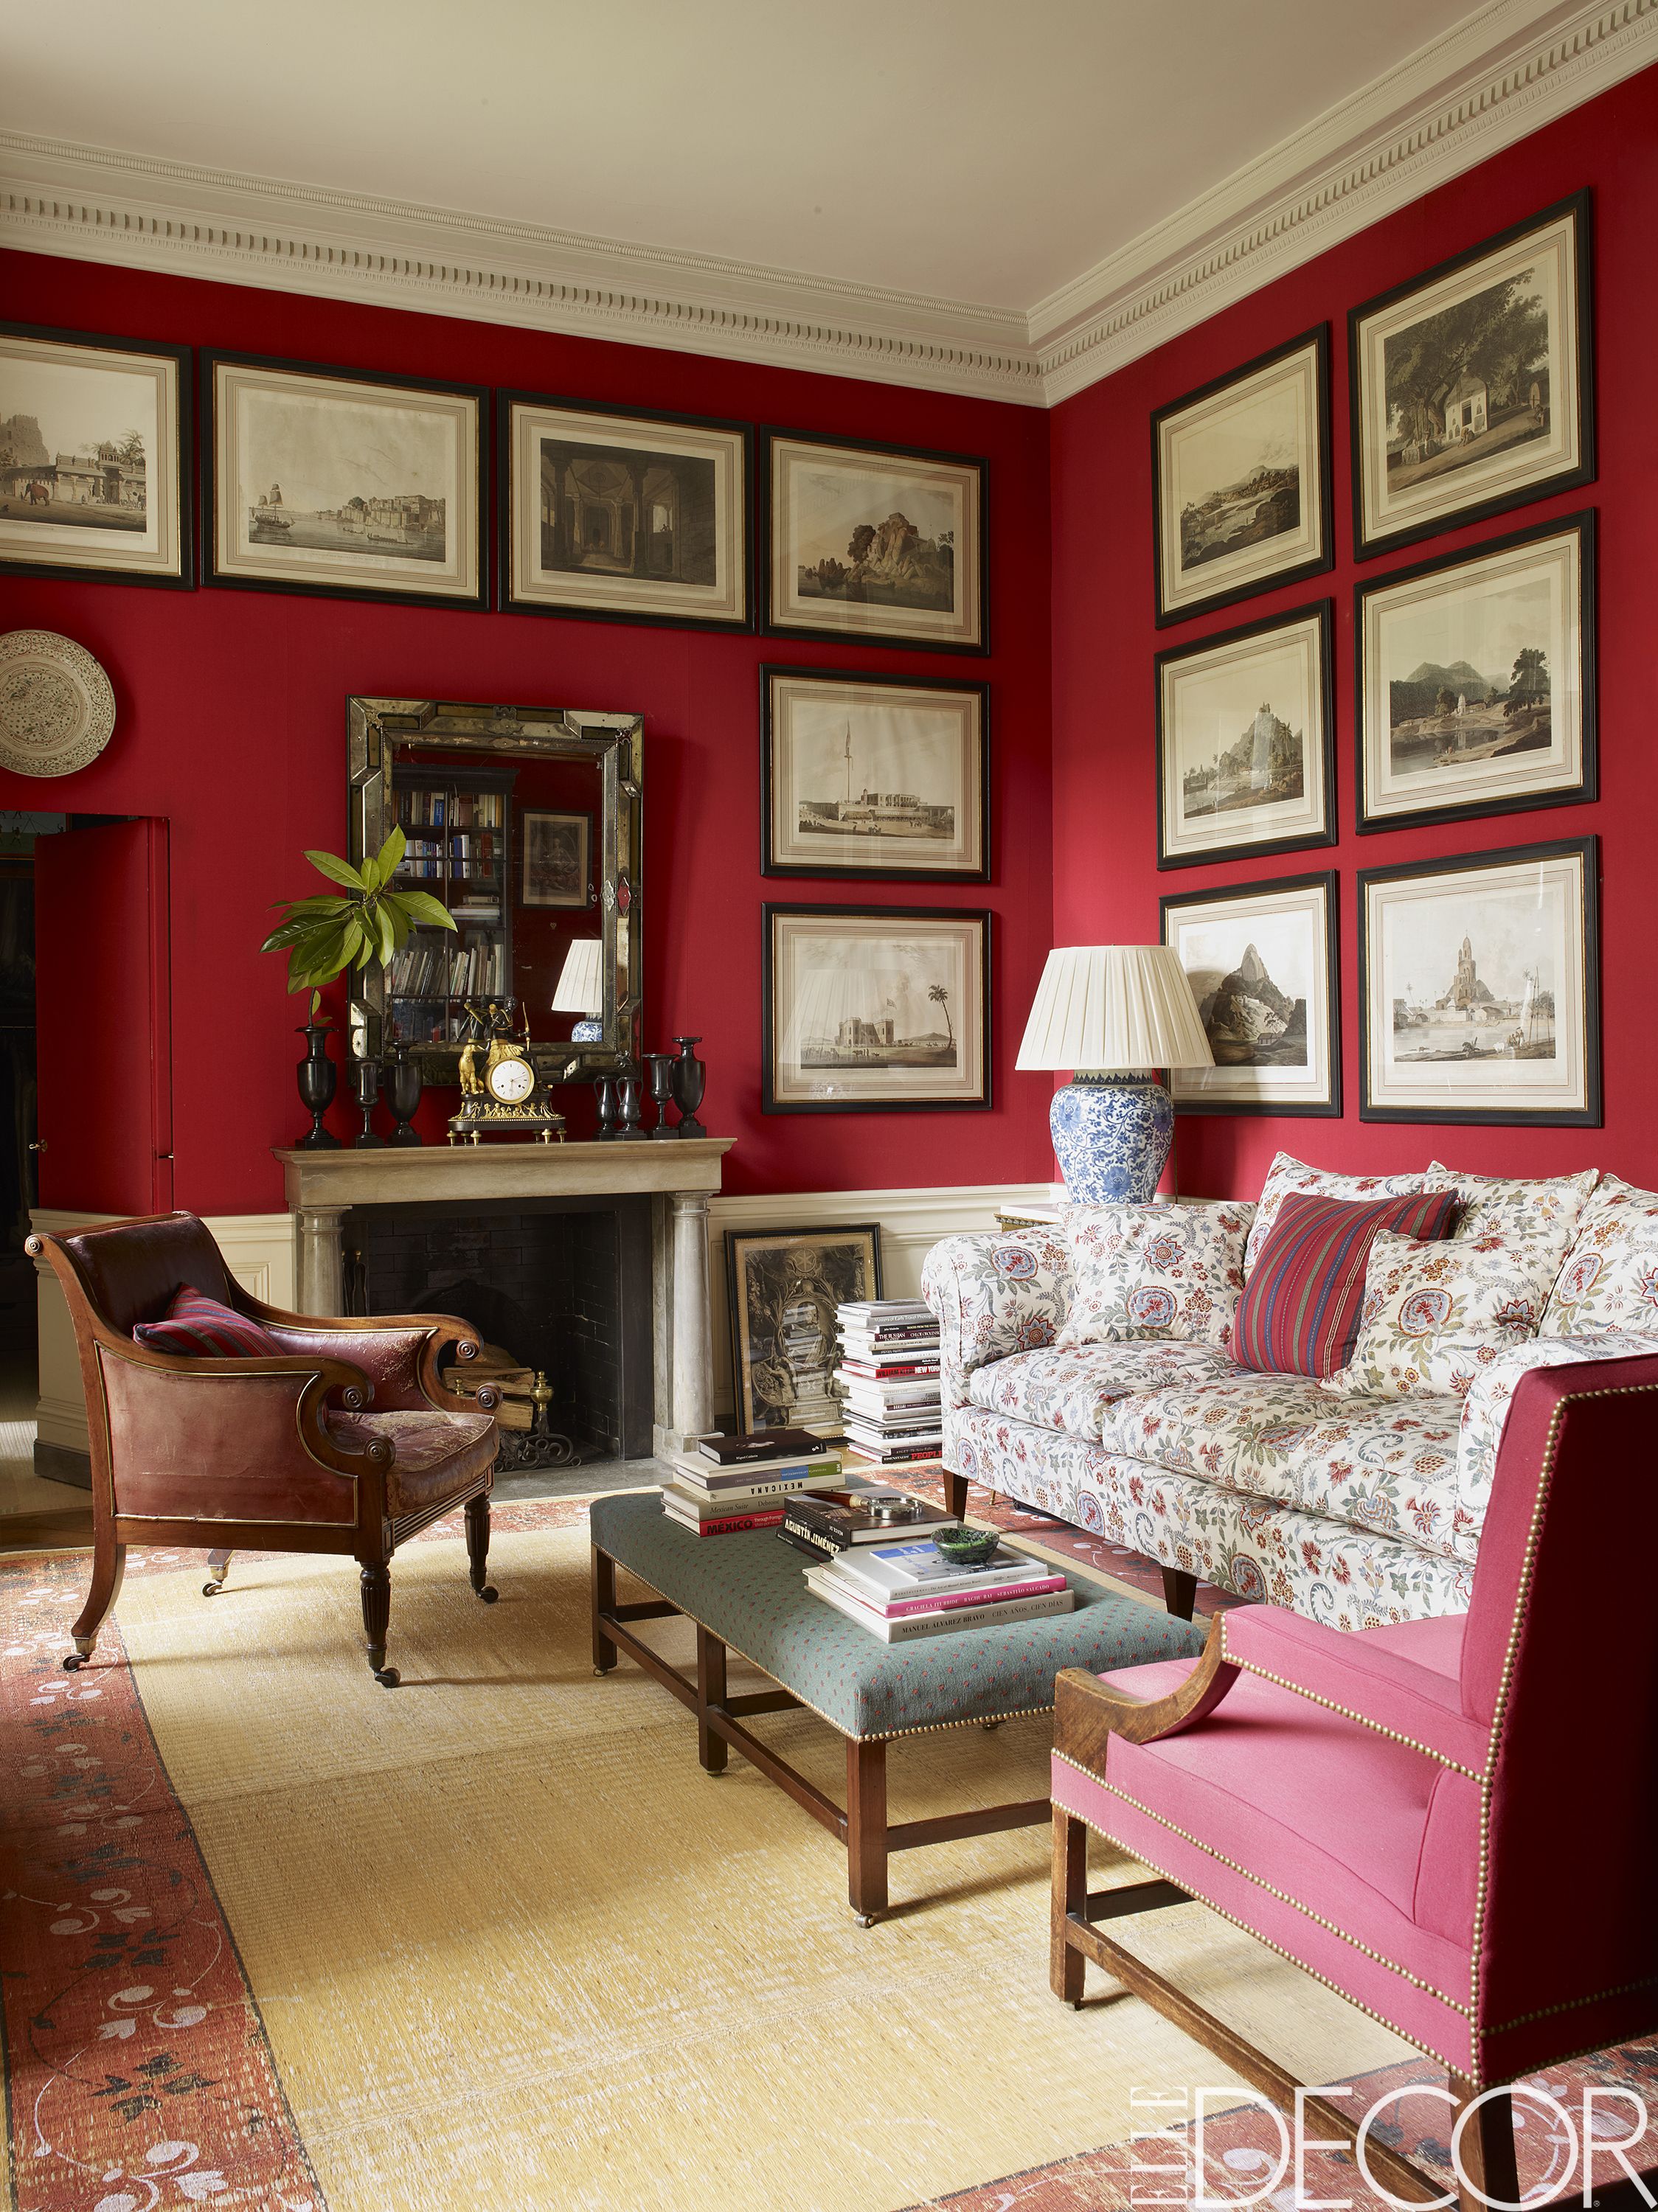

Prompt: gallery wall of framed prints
xmin=1151 ymin=186 xmax=1603 ymax=1133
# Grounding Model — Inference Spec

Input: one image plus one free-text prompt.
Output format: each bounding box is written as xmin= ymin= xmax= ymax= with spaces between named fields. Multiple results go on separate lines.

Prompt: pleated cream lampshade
xmin=552 ymin=939 xmax=603 ymax=1015
xmin=1016 ymin=945 xmax=1213 ymax=1074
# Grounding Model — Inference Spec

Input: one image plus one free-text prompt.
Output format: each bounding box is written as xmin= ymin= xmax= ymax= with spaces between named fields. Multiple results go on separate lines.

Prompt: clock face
xmin=487 ymin=1056 xmax=536 ymax=1105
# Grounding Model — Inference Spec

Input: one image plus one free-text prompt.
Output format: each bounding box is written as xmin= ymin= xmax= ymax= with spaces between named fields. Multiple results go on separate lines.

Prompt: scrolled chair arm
xmin=237 ymin=1296 xmax=486 ymax=1414
xmin=1055 ymin=1616 xmax=1240 ymax=1770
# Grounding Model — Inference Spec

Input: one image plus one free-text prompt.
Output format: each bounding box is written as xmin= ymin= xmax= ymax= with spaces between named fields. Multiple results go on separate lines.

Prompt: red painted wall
xmin=1 ymin=249 xmax=1054 ymax=1212
xmin=1050 ymin=64 xmax=1658 ymax=1201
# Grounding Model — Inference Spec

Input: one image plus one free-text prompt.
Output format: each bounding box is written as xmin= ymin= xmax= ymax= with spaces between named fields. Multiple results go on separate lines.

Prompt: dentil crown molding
xmin=1 ymin=0 xmax=1654 ymax=410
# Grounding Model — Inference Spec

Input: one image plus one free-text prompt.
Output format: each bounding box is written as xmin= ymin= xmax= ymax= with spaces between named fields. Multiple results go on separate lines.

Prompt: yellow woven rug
xmin=3 ymin=1503 xmax=1416 ymax=2212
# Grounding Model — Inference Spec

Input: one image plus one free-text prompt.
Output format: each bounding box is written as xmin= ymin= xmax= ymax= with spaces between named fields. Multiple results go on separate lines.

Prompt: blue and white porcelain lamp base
xmin=569 ymin=1018 xmax=603 ymax=1043
xmin=1050 ymin=1071 xmax=1174 ymax=1204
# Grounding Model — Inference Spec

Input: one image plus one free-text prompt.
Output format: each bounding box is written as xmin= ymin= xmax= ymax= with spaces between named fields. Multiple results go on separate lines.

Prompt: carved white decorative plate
xmin=0 ymin=630 xmax=117 ymax=778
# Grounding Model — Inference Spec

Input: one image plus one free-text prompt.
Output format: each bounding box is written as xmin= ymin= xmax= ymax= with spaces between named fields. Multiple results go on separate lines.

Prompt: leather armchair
xmin=1050 ymin=1350 xmax=1658 ymax=2210
xmin=27 ymin=1211 xmax=502 ymax=1686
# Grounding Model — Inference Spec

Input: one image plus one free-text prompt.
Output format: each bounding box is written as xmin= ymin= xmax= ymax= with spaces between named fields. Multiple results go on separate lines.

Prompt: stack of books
xmin=659 ymin=1429 xmax=844 ymax=1539
xmin=804 ymin=1535 xmax=1075 ymax=1644
xmin=835 ymin=1299 xmax=943 ymax=1466
xmin=778 ymin=1481 xmax=959 ymax=1562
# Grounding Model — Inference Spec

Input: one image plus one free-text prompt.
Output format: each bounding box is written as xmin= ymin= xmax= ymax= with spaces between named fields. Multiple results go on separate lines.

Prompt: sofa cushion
xmin=1094 ymin=1368 xmax=1468 ymax=1559
xmin=1426 ymin=1161 xmax=1598 ymax=1298
xmin=133 ymin=1284 xmax=284 ymax=1358
xmin=1321 ymin=1229 xmax=1544 ymax=1401
xmin=1056 ymin=1200 xmax=1253 ymax=1352
xmin=1455 ymin=1329 xmax=1658 ymax=1512
xmin=965 ymin=1340 xmax=1235 ymax=1440
xmin=1232 ymin=1190 xmax=1459 ymax=1379
xmin=1539 ymin=1173 xmax=1658 ymax=1335
xmin=1244 ymin=1152 xmax=1431 ymax=1276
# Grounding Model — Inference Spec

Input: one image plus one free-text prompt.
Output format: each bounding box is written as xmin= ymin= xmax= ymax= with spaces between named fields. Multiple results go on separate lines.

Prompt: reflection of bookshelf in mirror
xmin=387 ymin=762 xmax=518 ymax=1044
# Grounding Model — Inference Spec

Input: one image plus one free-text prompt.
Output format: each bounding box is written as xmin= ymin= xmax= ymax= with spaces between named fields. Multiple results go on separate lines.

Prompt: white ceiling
xmin=0 ymin=0 xmax=1507 ymax=310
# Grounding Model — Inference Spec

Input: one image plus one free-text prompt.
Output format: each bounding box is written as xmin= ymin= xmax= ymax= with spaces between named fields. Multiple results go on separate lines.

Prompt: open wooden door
xmin=34 ymin=820 xmax=173 ymax=1215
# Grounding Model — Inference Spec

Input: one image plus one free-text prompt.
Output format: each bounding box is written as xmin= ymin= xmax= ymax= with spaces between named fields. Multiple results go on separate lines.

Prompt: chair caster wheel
xmin=374 ymin=1667 xmax=400 ymax=1688
xmin=202 ymin=1582 xmax=222 ymax=1599
xmin=476 ymin=1585 xmax=499 ymax=1604
xmin=852 ymin=1912 xmax=877 ymax=1929
xmin=62 ymin=1652 xmax=86 ymax=1671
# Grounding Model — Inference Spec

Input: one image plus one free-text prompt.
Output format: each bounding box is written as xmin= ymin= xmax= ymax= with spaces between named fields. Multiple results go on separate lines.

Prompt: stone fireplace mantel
xmin=275 ymin=1138 xmax=735 ymax=1458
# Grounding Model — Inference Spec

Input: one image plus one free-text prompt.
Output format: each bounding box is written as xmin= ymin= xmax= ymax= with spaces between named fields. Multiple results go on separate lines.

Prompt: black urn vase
xmin=351 ymin=1051 xmax=384 ymax=1149
xmin=295 ymin=1023 xmax=342 ymax=1150
xmin=383 ymin=1043 xmax=423 ymax=1147
xmin=670 ymin=1035 xmax=707 ymax=1138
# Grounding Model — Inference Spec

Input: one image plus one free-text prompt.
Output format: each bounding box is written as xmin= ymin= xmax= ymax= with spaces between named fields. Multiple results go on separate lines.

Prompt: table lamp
xmin=1016 ymin=945 xmax=1213 ymax=1202
xmin=552 ymin=939 xmax=604 ymax=1043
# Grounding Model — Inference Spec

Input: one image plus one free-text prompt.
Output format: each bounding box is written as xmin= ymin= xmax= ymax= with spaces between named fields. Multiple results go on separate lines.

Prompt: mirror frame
xmin=347 ymin=695 xmax=643 ymax=1084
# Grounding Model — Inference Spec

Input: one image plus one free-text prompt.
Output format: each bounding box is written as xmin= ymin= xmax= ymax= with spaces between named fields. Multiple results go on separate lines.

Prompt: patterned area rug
xmin=2 ymin=1493 xmax=1653 ymax=2212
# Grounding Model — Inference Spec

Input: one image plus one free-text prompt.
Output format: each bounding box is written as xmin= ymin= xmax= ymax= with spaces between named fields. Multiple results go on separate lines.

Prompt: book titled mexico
xmin=661 ymin=1496 xmax=786 ymax=1538
xmin=804 ymin=1567 xmax=1075 ymax=1642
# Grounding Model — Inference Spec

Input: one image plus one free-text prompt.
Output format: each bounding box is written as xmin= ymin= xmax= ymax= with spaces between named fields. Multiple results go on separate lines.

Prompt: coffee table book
xmin=781 ymin=1489 xmax=957 ymax=1557
xmin=662 ymin=1494 xmax=788 ymax=1539
xmin=667 ymin=1453 xmax=844 ymax=1500
xmin=804 ymin=1564 xmax=1075 ymax=1642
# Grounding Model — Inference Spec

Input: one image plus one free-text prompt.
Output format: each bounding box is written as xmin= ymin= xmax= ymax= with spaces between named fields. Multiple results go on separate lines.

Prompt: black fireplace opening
xmin=341 ymin=1194 xmax=653 ymax=1461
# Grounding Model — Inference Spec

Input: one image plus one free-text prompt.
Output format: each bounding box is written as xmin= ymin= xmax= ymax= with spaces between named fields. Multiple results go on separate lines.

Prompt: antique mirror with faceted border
xmin=347 ymin=695 xmax=643 ymax=1085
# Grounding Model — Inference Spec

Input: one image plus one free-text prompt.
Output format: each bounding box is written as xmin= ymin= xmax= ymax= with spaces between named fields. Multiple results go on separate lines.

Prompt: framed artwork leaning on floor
xmin=763 ymin=904 xmax=991 ymax=1113
xmin=1358 ymin=836 xmax=1600 ymax=1127
xmin=1161 ymin=873 xmax=1340 ymax=1119
xmin=726 ymin=1222 xmax=883 ymax=1435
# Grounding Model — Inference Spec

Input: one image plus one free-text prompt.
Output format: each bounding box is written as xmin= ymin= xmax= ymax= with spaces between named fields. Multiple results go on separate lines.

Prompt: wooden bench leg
xmin=847 ymin=1738 xmax=889 ymax=1926
xmin=941 ymin=1470 xmax=969 ymax=1519
xmin=592 ymin=1545 xmax=618 ymax=1675
xmin=696 ymin=1627 xmax=729 ymax=1775
xmin=1051 ymin=1804 xmax=1088 ymax=2004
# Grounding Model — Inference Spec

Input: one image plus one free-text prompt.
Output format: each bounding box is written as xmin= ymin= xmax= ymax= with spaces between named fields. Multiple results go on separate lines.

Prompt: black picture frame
xmin=759 ymin=426 xmax=989 ymax=655
xmin=201 ymin=349 xmax=489 ymax=610
xmin=1154 ymin=599 xmax=1336 ymax=870
xmin=759 ymin=664 xmax=991 ymax=883
xmin=1150 ymin=325 xmax=1333 ymax=629
xmin=496 ymin=389 xmax=754 ymax=633
xmin=724 ymin=1221 xmax=884 ymax=1436
xmin=1159 ymin=871 xmax=1341 ymax=1119
xmin=0 ymin=321 xmax=194 ymax=590
xmin=1353 ymin=509 xmax=1598 ymax=836
xmin=1347 ymin=192 xmax=1595 ymax=563
xmin=762 ymin=902 xmax=993 ymax=1114
xmin=1357 ymin=835 xmax=1601 ymax=1127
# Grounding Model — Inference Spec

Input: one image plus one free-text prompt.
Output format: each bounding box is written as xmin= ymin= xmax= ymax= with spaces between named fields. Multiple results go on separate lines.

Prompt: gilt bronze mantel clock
xmin=448 ymin=1001 xmax=566 ymax=1144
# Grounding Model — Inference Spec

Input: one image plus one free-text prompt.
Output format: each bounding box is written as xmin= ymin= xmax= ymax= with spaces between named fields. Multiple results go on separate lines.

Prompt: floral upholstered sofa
xmin=920 ymin=1155 xmax=1658 ymax=1630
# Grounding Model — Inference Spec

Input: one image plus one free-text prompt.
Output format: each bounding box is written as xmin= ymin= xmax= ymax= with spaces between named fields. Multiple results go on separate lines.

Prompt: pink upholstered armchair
xmin=1050 ymin=1351 xmax=1658 ymax=2208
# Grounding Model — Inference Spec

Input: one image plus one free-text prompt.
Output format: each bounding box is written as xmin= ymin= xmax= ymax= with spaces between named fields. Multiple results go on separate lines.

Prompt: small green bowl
xmin=931 ymin=1525 xmax=1003 ymax=1568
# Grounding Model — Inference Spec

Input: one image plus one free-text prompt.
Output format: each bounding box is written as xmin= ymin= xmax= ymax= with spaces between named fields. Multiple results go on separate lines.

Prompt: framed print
xmin=1349 ymin=193 xmax=1593 ymax=560
xmin=204 ymin=352 xmax=485 ymax=606
xmin=761 ymin=666 xmax=988 ymax=881
xmin=726 ymin=1222 xmax=883 ymax=1434
xmin=1356 ymin=511 xmax=1595 ymax=834
xmin=520 ymin=810 xmax=592 ymax=909
xmin=1151 ymin=327 xmax=1331 ymax=627
xmin=0 ymin=323 xmax=191 ymax=588
xmin=1161 ymin=873 xmax=1339 ymax=1118
xmin=499 ymin=393 xmax=750 ymax=630
xmin=1359 ymin=837 xmax=1600 ymax=1127
xmin=1156 ymin=601 xmax=1334 ymax=869
xmin=763 ymin=904 xmax=991 ymax=1113
xmin=761 ymin=429 xmax=985 ymax=653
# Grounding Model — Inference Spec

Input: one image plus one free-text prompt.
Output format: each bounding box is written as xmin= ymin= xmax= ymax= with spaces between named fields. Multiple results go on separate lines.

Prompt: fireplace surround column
xmin=296 ymin=1205 xmax=348 ymax=1317
xmin=667 ymin=1189 xmax=713 ymax=1450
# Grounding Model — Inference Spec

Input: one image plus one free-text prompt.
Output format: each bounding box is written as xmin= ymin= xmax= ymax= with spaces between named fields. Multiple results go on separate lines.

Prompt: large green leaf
xmin=389 ymin=889 xmax=458 ymax=933
xmin=304 ymin=849 xmax=367 ymax=893
xmin=260 ymin=903 xmax=350 ymax=954
xmin=372 ymin=904 xmax=398 ymax=967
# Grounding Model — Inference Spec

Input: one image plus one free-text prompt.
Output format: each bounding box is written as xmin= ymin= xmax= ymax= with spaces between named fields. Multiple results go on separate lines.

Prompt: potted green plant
xmin=263 ymin=828 xmax=455 ymax=1149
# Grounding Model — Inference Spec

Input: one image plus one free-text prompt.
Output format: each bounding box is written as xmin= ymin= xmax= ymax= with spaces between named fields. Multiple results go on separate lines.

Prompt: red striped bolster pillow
xmin=1230 ymin=1189 xmax=1459 ymax=1378
xmin=133 ymin=1285 xmax=284 ymax=1358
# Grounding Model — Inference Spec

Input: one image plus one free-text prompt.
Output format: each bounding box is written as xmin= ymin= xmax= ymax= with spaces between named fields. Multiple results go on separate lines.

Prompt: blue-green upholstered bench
xmin=589 ymin=1488 xmax=1207 ymax=1923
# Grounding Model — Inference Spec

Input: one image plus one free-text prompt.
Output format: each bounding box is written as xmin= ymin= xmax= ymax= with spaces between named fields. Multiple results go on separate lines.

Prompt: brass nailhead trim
xmin=1052 ymin=1753 xmax=1470 ymax=2015
xmin=1051 ymin=1774 xmax=1466 ymax=2075
xmin=1218 ymin=1622 xmax=1487 ymax=1780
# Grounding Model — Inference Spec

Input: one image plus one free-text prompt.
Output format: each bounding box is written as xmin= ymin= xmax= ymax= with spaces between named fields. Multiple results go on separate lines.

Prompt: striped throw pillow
xmin=1230 ymin=1190 xmax=1459 ymax=1379
xmin=133 ymin=1285 xmax=283 ymax=1358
